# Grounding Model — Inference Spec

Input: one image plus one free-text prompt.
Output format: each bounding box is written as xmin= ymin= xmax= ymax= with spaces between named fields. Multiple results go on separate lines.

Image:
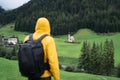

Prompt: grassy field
xmin=0 ymin=58 xmax=120 ymax=80
xmin=55 ymin=29 xmax=120 ymax=66
xmin=0 ymin=24 xmax=120 ymax=80
xmin=0 ymin=58 xmax=27 ymax=80
xmin=0 ymin=24 xmax=28 ymax=41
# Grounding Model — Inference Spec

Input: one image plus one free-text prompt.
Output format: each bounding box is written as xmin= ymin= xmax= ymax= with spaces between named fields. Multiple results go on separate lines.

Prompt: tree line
xmin=78 ymin=39 xmax=114 ymax=76
xmin=0 ymin=0 xmax=120 ymax=35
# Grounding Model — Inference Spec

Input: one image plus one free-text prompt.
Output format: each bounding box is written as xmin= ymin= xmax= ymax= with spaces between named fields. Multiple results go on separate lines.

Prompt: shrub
xmin=65 ymin=66 xmax=74 ymax=72
xmin=73 ymin=66 xmax=82 ymax=72
xmin=0 ymin=47 xmax=6 ymax=57
xmin=11 ymin=56 xmax=18 ymax=60
xmin=0 ymin=43 xmax=19 ymax=60
xmin=4 ymin=50 xmax=12 ymax=59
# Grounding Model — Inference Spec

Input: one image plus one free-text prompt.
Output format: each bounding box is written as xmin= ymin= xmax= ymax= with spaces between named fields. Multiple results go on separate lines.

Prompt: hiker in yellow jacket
xmin=24 ymin=17 xmax=60 ymax=80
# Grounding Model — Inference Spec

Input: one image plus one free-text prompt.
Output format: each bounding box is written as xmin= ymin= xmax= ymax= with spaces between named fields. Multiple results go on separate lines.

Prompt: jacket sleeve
xmin=47 ymin=37 xmax=60 ymax=80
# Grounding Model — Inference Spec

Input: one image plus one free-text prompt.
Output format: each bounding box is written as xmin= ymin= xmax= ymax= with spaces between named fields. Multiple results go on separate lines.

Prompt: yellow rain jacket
xmin=24 ymin=17 xmax=60 ymax=80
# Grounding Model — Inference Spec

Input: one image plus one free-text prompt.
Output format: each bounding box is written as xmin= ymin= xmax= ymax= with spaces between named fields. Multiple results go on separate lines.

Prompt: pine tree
xmin=78 ymin=40 xmax=114 ymax=75
xmin=89 ymin=42 xmax=101 ymax=74
xmin=108 ymin=40 xmax=114 ymax=75
xmin=99 ymin=42 xmax=104 ymax=75
xmin=102 ymin=39 xmax=114 ymax=75
xmin=78 ymin=41 xmax=91 ymax=72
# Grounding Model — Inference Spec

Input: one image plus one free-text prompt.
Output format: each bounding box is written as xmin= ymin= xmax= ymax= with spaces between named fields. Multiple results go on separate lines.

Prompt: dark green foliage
xmin=4 ymin=49 xmax=12 ymax=59
xmin=65 ymin=66 xmax=74 ymax=72
xmin=11 ymin=44 xmax=19 ymax=56
xmin=0 ymin=44 xmax=19 ymax=60
xmin=78 ymin=41 xmax=91 ymax=72
xmin=0 ymin=46 xmax=13 ymax=59
xmin=78 ymin=40 xmax=114 ymax=76
xmin=0 ymin=46 xmax=6 ymax=57
xmin=89 ymin=42 xmax=101 ymax=74
xmin=0 ymin=0 xmax=120 ymax=35
xmin=117 ymin=63 xmax=120 ymax=77
xmin=101 ymin=39 xmax=114 ymax=75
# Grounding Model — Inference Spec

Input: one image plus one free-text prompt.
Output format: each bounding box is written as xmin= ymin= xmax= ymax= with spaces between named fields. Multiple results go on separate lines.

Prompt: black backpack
xmin=18 ymin=34 xmax=49 ymax=78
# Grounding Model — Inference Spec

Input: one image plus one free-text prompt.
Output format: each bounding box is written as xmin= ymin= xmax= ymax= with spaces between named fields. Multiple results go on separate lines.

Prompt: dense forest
xmin=0 ymin=0 xmax=120 ymax=35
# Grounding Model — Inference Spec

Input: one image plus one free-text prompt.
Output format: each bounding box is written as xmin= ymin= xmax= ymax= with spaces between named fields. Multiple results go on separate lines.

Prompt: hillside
xmin=0 ymin=58 xmax=119 ymax=80
xmin=0 ymin=24 xmax=120 ymax=79
xmin=0 ymin=25 xmax=120 ymax=66
xmin=0 ymin=0 xmax=120 ymax=35
xmin=0 ymin=24 xmax=28 ymax=41
xmin=56 ymin=29 xmax=120 ymax=66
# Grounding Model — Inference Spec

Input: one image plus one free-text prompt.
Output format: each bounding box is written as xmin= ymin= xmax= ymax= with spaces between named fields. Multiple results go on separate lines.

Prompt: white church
xmin=67 ymin=33 xmax=75 ymax=43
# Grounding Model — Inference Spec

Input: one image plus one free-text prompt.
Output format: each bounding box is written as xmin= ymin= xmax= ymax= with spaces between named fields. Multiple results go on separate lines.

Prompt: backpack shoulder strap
xmin=24 ymin=34 xmax=33 ymax=43
xmin=29 ymin=34 xmax=33 ymax=41
xmin=37 ymin=34 xmax=48 ymax=42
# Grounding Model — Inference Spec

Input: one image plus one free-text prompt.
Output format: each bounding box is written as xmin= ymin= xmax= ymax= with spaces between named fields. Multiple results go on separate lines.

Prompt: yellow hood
xmin=35 ymin=17 xmax=50 ymax=35
xmin=23 ymin=17 xmax=60 ymax=80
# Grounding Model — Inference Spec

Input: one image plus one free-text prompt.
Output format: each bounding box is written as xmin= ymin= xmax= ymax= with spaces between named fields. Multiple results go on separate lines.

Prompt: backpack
xmin=18 ymin=34 xmax=49 ymax=78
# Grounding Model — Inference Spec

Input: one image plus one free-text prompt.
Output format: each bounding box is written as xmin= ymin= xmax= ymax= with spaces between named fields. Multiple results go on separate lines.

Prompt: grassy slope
xmin=75 ymin=29 xmax=120 ymax=66
xmin=0 ymin=24 xmax=28 ymax=41
xmin=55 ymin=29 xmax=120 ymax=66
xmin=0 ymin=24 xmax=120 ymax=79
xmin=0 ymin=25 xmax=120 ymax=66
xmin=0 ymin=58 xmax=119 ymax=80
xmin=0 ymin=58 xmax=27 ymax=80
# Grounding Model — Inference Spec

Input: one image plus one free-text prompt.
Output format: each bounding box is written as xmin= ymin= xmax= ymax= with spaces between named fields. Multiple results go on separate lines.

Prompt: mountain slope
xmin=0 ymin=0 xmax=120 ymax=35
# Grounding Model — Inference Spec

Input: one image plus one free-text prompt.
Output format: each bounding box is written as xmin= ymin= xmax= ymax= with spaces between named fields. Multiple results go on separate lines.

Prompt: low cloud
xmin=0 ymin=0 xmax=30 ymax=10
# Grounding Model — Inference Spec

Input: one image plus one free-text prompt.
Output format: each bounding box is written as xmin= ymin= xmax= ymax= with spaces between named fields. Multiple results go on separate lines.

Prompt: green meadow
xmin=55 ymin=29 xmax=120 ymax=67
xmin=0 ymin=58 xmax=120 ymax=80
xmin=0 ymin=24 xmax=120 ymax=80
xmin=0 ymin=24 xmax=28 ymax=41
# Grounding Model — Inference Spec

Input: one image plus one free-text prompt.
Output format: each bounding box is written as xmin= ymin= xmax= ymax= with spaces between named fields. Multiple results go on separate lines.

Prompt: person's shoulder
xmin=46 ymin=35 xmax=54 ymax=40
xmin=44 ymin=35 xmax=55 ymax=42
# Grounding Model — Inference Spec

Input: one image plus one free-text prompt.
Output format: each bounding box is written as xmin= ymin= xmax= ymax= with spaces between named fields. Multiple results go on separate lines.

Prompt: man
xmin=23 ymin=17 xmax=60 ymax=80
